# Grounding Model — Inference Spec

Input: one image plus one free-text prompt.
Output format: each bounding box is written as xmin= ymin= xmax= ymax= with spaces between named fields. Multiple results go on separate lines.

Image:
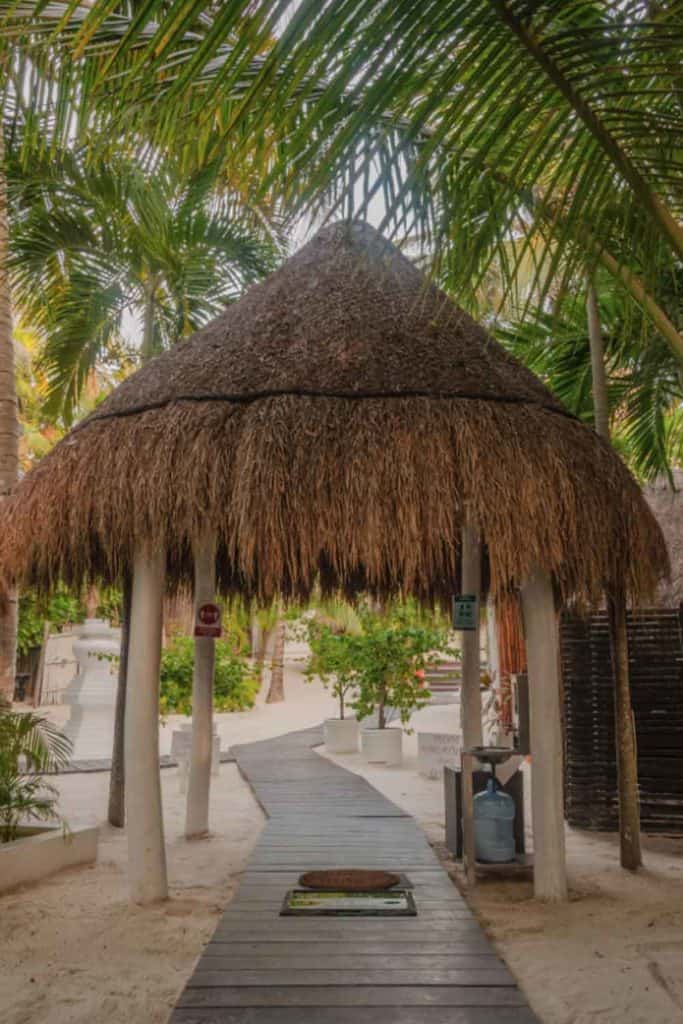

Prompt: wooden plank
xmin=170 ymin=726 xmax=539 ymax=1023
xmin=198 ymin=955 xmax=501 ymax=970
xmin=171 ymin=1007 xmax=540 ymax=1023
xmin=178 ymin=986 xmax=527 ymax=1008
xmin=188 ymin=969 xmax=514 ymax=987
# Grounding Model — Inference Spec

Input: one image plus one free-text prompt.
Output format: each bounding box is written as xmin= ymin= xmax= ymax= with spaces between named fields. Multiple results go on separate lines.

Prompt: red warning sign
xmin=194 ymin=602 xmax=222 ymax=638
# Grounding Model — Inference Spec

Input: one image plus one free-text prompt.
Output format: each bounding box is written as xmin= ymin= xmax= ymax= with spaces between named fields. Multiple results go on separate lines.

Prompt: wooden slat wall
xmin=561 ymin=606 xmax=683 ymax=833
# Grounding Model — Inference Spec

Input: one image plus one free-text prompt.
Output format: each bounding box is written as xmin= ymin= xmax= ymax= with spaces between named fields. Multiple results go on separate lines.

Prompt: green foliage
xmin=306 ymin=604 xmax=453 ymax=729
xmin=4 ymin=0 xmax=681 ymax=369
xmin=95 ymin=587 xmax=123 ymax=629
xmin=8 ymin=148 xmax=284 ymax=420
xmin=498 ymin=283 xmax=683 ymax=481
xmin=305 ymin=621 xmax=360 ymax=719
xmin=17 ymin=588 xmax=84 ymax=656
xmin=0 ymin=697 xmax=72 ymax=843
xmin=159 ymin=636 xmax=259 ymax=716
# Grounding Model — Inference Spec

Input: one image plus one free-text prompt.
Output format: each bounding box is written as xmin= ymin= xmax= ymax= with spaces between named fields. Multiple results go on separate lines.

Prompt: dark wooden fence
xmin=561 ymin=607 xmax=683 ymax=833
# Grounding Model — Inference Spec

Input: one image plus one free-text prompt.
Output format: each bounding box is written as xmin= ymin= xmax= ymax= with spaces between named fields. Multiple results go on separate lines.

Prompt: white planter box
xmin=417 ymin=731 xmax=462 ymax=779
xmin=361 ymin=727 xmax=403 ymax=766
xmin=0 ymin=823 xmax=98 ymax=894
xmin=323 ymin=717 xmax=360 ymax=753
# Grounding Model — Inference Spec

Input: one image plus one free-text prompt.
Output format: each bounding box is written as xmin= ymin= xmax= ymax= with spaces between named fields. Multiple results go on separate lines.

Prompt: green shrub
xmin=305 ymin=604 xmax=455 ymax=730
xmin=159 ymin=636 xmax=259 ymax=715
xmin=0 ymin=697 xmax=72 ymax=843
xmin=17 ymin=587 xmax=85 ymax=656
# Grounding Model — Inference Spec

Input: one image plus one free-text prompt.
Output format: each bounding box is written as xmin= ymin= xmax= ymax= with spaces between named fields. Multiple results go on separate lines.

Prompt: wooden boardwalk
xmin=170 ymin=726 xmax=539 ymax=1024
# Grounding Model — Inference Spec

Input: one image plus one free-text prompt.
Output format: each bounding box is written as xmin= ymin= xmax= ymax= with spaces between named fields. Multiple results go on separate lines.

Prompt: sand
xmin=0 ymin=644 xmax=337 ymax=1024
xmin=3 ymin=644 xmax=683 ymax=1024
xmin=326 ymin=735 xmax=683 ymax=1024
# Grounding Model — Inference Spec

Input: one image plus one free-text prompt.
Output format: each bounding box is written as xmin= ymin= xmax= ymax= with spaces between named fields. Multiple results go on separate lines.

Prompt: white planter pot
xmin=0 ymin=823 xmax=98 ymax=894
xmin=323 ymin=717 xmax=360 ymax=753
xmin=361 ymin=727 xmax=403 ymax=766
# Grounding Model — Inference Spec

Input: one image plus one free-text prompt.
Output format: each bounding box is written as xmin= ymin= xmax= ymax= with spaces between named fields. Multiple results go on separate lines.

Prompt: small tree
xmin=306 ymin=622 xmax=360 ymax=720
xmin=348 ymin=618 xmax=446 ymax=729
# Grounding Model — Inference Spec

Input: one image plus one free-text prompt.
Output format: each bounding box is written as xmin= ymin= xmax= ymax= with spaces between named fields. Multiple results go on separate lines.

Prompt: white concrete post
xmin=185 ymin=533 xmax=217 ymax=839
xmin=520 ymin=565 xmax=568 ymax=902
xmin=125 ymin=545 xmax=168 ymax=904
xmin=460 ymin=525 xmax=483 ymax=750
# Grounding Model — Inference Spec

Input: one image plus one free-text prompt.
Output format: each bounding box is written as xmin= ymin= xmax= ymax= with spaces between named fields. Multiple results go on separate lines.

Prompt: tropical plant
xmin=305 ymin=618 xmax=362 ymax=720
xmin=8 ymin=149 xmax=283 ymax=419
xmin=306 ymin=606 xmax=450 ymax=729
xmin=5 ymin=4 xmax=681 ymax=350
xmin=17 ymin=587 xmax=85 ymax=658
xmin=498 ymin=281 xmax=683 ymax=481
xmin=159 ymin=635 xmax=259 ymax=716
xmin=0 ymin=696 xmax=72 ymax=842
xmin=348 ymin=617 xmax=444 ymax=730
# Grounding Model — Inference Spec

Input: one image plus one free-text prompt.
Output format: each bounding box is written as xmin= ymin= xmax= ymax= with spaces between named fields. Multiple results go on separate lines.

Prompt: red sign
xmin=194 ymin=602 xmax=222 ymax=638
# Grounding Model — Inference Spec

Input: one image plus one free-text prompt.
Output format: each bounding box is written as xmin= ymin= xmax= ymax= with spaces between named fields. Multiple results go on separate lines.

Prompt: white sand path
xmin=2 ymin=642 xmax=683 ymax=1024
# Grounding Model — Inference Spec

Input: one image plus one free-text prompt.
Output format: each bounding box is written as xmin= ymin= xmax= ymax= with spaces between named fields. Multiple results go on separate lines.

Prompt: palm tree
xmin=0 ymin=128 xmax=19 ymax=700
xmin=7 ymin=3 xmax=679 ymax=351
xmin=8 ymin=147 xmax=280 ymax=825
xmin=3 ymin=4 xmax=680 ymax=364
xmin=498 ymin=277 xmax=683 ymax=481
xmin=8 ymin=149 xmax=282 ymax=419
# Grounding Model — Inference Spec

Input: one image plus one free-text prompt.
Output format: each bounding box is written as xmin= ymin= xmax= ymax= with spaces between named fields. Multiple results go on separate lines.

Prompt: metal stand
xmin=444 ymin=749 xmax=528 ymax=884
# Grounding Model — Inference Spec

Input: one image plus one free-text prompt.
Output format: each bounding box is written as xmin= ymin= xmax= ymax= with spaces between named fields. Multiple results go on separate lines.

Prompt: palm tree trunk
xmin=108 ymin=576 xmax=131 ymax=827
xmin=588 ymin=280 xmax=642 ymax=870
xmin=265 ymin=619 xmax=286 ymax=703
xmin=607 ymin=590 xmax=642 ymax=870
xmin=0 ymin=129 xmax=19 ymax=702
xmin=586 ymin=280 xmax=610 ymax=440
xmin=108 ymin=286 xmax=157 ymax=817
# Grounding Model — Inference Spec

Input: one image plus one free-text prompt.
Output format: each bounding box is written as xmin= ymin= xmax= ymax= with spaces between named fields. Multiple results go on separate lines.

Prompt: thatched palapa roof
xmin=1 ymin=221 xmax=668 ymax=606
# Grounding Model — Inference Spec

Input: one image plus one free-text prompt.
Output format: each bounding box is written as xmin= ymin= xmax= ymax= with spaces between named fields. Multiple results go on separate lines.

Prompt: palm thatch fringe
xmin=0 ymin=392 xmax=667 ymax=607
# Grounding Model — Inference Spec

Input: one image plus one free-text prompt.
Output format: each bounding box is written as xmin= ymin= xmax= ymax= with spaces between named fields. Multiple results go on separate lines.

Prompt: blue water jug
xmin=473 ymin=778 xmax=516 ymax=863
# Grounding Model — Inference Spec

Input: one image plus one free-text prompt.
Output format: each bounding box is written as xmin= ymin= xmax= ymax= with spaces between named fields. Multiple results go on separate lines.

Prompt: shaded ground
xmin=326 ymin=746 xmax=683 ymax=1024
xmin=3 ymin=643 xmax=683 ymax=1024
xmin=0 ymin=646 xmax=337 ymax=1024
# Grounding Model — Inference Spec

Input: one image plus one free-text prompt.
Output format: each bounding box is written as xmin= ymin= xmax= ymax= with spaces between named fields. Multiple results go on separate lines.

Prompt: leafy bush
xmin=95 ymin=587 xmax=123 ymax=628
xmin=159 ymin=636 xmax=259 ymax=715
xmin=17 ymin=588 xmax=85 ymax=656
xmin=0 ymin=697 xmax=72 ymax=843
xmin=306 ymin=620 xmax=360 ymax=719
xmin=306 ymin=604 xmax=454 ymax=729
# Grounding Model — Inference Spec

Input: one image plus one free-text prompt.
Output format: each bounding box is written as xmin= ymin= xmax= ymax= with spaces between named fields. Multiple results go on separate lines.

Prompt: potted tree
xmin=351 ymin=616 xmax=448 ymax=766
xmin=306 ymin=618 xmax=361 ymax=753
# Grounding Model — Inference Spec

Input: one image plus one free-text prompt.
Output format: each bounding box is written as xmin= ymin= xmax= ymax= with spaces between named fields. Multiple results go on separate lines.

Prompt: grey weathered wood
xmin=171 ymin=1007 xmax=539 ymax=1023
xmin=178 ymin=986 xmax=528 ymax=1008
xmin=169 ymin=726 xmax=538 ymax=1023
xmin=198 ymin=955 xmax=500 ymax=970
xmin=188 ymin=969 xmax=513 ymax=987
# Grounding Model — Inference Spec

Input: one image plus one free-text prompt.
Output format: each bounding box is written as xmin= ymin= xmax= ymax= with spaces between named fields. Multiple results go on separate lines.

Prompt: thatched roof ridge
xmin=80 ymin=221 xmax=566 ymax=424
xmin=0 ymin=221 xmax=668 ymax=607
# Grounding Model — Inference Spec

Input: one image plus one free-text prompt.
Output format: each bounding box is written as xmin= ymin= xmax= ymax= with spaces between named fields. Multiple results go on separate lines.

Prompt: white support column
xmin=185 ymin=533 xmax=217 ymax=839
xmin=125 ymin=545 xmax=168 ymax=904
xmin=460 ymin=525 xmax=483 ymax=750
xmin=520 ymin=565 xmax=568 ymax=902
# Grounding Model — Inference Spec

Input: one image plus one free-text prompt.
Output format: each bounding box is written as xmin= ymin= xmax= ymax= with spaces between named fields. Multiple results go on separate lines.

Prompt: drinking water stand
xmin=453 ymin=746 xmax=532 ymax=887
